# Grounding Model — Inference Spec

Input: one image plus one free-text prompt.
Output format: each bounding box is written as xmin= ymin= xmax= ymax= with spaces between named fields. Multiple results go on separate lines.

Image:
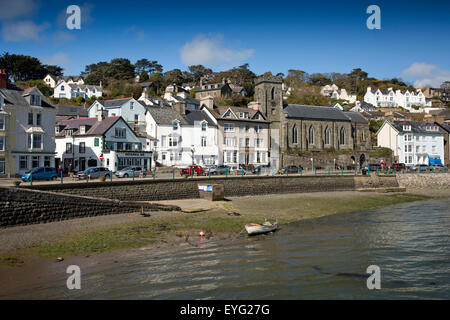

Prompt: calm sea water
xmin=6 ymin=199 xmax=450 ymax=299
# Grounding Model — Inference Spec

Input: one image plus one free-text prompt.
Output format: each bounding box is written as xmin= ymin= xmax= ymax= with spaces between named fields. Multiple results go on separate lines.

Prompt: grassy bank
xmin=1 ymin=192 xmax=430 ymax=264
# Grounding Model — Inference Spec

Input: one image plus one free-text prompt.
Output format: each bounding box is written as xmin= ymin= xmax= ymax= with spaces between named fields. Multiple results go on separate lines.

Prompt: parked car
xmin=389 ymin=163 xmax=406 ymax=171
xmin=77 ymin=167 xmax=111 ymax=180
xmin=208 ymin=165 xmax=231 ymax=175
xmin=280 ymin=165 xmax=303 ymax=174
xmin=180 ymin=165 xmax=204 ymax=176
xmin=362 ymin=163 xmax=382 ymax=175
xmin=252 ymin=164 xmax=271 ymax=174
xmin=410 ymin=164 xmax=431 ymax=172
xmin=21 ymin=167 xmax=57 ymax=182
xmin=431 ymin=164 xmax=446 ymax=172
xmin=115 ymin=166 xmax=147 ymax=178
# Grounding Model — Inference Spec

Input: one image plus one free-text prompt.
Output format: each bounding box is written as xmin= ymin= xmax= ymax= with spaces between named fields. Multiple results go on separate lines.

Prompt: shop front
xmin=103 ymin=150 xmax=153 ymax=172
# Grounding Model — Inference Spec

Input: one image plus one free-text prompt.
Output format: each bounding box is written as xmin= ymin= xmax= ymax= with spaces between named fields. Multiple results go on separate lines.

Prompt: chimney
xmin=200 ymin=96 xmax=215 ymax=109
xmin=97 ymin=108 xmax=107 ymax=121
xmin=0 ymin=69 xmax=7 ymax=89
xmin=173 ymin=101 xmax=186 ymax=115
xmin=99 ymin=81 xmax=103 ymax=87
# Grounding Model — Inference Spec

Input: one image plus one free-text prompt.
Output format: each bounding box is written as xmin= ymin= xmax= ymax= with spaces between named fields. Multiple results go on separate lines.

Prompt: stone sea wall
xmin=396 ymin=173 xmax=450 ymax=188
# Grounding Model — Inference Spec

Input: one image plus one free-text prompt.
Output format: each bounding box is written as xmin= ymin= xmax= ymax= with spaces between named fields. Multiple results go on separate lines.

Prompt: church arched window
xmin=271 ymin=87 xmax=275 ymax=100
xmin=309 ymin=126 xmax=314 ymax=145
xmin=292 ymin=125 xmax=298 ymax=144
xmin=340 ymin=127 xmax=345 ymax=145
xmin=324 ymin=127 xmax=330 ymax=145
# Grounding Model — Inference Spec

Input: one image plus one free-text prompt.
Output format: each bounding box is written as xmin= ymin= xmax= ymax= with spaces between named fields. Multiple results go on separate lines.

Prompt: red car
xmin=389 ymin=163 xmax=406 ymax=171
xmin=180 ymin=165 xmax=204 ymax=176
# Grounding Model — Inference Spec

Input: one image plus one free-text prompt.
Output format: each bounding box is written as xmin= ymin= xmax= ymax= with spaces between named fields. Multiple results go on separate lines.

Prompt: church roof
xmin=283 ymin=104 xmax=351 ymax=121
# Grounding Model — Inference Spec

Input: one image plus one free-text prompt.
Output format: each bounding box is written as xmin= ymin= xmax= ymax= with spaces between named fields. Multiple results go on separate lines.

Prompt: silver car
xmin=115 ymin=166 xmax=147 ymax=178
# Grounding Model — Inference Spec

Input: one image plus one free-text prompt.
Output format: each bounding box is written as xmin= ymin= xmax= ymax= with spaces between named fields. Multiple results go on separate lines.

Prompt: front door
xmin=79 ymin=158 xmax=86 ymax=171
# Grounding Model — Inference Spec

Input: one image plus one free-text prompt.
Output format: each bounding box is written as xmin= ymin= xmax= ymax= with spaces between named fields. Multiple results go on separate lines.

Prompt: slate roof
xmin=97 ymin=97 xmax=133 ymax=108
xmin=56 ymin=105 xmax=89 ymax=117
xmin=391 ymin=121 xmax=444 ymax=134
xmin=283 ymin=104 xmax=351 ymax=121
xmin=360 ymin=101 xmax=376 ymax=111
xmin=196 ymin=83 xmax=227 ymax=92
xmin=146 ymin=106 xmax=216 ymax=127
xmin=67 ymin=83 xmax=102 ymax=91
xmin=344 ymin=112 xmax=368 ymax=124
xmin=0 ymin=87 xmax=54 ymax=109
xmin=146 ymin=107 xmax=190 ymax=125
xmin=209 ymin=106 xmax=268 ymax=123
xmin=56 ymin=116 xmax=121 ymax=137
xmin=436 ymin=122 xmax=450 ymax=133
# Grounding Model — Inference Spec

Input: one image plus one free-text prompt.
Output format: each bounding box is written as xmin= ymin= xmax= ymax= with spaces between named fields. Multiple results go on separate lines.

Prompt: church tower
xmin=254 ymin=75 xmax=283 ymax=122
xmin=254 ymin=75 xmax=283 ymax=171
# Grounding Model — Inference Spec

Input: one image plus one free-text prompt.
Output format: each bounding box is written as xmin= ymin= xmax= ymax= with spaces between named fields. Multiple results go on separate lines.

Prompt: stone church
xmin=252 ymin=75 xmax=370 ymax=169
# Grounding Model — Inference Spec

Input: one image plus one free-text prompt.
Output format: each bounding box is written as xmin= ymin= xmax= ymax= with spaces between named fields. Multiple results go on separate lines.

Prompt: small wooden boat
xmin=245 ymin=220 xmax=278 ymax=235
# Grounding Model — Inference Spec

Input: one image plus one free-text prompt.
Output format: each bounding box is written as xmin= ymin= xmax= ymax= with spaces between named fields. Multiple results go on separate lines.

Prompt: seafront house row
xmin=364 ymin=87 xmax=432 ymax=112
xmin=55 ymin=110 xmax=152 ymax=173
xmin=0 ymin=80 xmax=56 ymax=177
xmin=376 ymin=121 xmax=445 ymax=166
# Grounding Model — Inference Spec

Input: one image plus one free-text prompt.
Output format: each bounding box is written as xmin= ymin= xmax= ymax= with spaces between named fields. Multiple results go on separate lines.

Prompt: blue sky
xmin=1 ymin=0 xmax=449 ymax=87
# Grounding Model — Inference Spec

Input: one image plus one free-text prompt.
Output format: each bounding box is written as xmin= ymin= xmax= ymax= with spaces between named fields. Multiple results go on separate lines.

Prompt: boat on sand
xmin=245 ymin=220 xmax=278 ymax=235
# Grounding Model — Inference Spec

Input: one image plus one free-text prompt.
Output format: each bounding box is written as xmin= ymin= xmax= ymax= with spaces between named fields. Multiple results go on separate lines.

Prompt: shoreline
xmin=0 ymin=188 xmax=448 ymax=298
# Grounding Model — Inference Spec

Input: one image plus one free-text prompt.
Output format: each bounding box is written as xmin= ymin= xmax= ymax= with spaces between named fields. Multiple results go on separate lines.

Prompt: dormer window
xmin=201 ymin=121 xmax=207 ymax=131
xmin=61 ymin=85 xmax=65 ymax=91
xmin=403 ymin=125 xmax=411 ymax=131
xmin=80 ymin=126 xmax=86 ymax=134
xmin=173 ymin=120 xmax=178 ymax=131
xmin=65 ymin=129 xmax=73 ymax=137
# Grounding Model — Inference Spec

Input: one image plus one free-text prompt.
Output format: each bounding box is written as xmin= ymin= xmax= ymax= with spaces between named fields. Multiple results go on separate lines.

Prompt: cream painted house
xmin=0 ymin=87 xmax=56 ymax=176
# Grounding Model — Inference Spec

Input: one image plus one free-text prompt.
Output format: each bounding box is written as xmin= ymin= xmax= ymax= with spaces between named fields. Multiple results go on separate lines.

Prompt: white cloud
xmin=401 ymin=62 xmax=450 ymax=88
xmin=180 ymin=35 xmax=254 ymax=68
xmin=42 ymin=52 xmax=71 ymax=67
xmin=53 ymin=31 xmax=75 ymax=44
xmin=0 ymin=0 xmax=40 ymax=21
xmin=1 ymin=20 xmax=49 ymax=42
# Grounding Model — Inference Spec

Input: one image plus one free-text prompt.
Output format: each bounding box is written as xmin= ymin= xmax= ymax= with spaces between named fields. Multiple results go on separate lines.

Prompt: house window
xmin=28 ymin=113 xmax=33 ymax=125
xmin=79 ymin=142 xmax=86 ymax=153
xmin=0 ymin=116 xmax=5 ymax=130
xmin=44 ymin=156 xmax=50 ymax=167
xmin=324 ymin=127 xmax=330 ymax=145
xmin=173 ymin=121 xmax=178 ymax=130
xmin=94 ymin=138 xmax=99 ymax=146
xmin=201 ymin=136 xmax=207 ymax=147
xmin=201 ymin=122 xmax=207 ymax=131
xmin=224 ymin=137 xmax=234 ymax=147
xmin=169 ymin=136 xmax=178 ymax=147
xmin=80 ymin=126 xmax=85 ymax=134
xmin=339 ymin=127 xmax=345 ymax=145
xmin=32 ymin=134 xmax=42 ymax=149
xmin=20 ymin=156 xmax=28 ymax=169
xmin=115 ymin=128 xmax=126 ymax=138
xmin=32 ymin=156 xmax=39 ymax=168
xmin=224 ymin=123 xmax=234 ymax=132
xmin=309 ymin=126 xmax=314 ymax=145
xmin=0 ymin=136 xmax=5 ymax=151
xmin=255 ymin=138 xmax=262 ymax=148
xmin=36 ymin=114 xmax=41 ymax=126
xmin=254 ymin=125 xmax=261 ymax=133
xmin=135 ymin=114 xmax=139 ymax=124
xmin=233 ymin=151 xmax=237 ymax=163
xmin=161 ymin=136 xmax=167 ymax=147
xmin=245 ymin=138 xmax=250 ymax=147
xmin=66 ymin=143 xmax=73 ymax=153
xmin=0 ymin=158 xmax=5 ymax=175
xmin=292 ymin=125 xmax=298 ymax=144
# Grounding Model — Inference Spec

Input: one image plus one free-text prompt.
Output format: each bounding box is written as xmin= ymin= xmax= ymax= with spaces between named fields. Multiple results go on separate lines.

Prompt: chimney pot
xmin=97 ymin=108 xmax=107 ymax=121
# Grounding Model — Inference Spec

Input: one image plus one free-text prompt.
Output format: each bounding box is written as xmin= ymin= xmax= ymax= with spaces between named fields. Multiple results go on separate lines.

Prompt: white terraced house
xmin=364 ymin=87 xmax=432 ymax=112
xmin=145 ymin=101 xmax=219 ymax=167
xmin=43 ymin=74 xmax=85 ymax=89
xmin=53 ymin=80 xmax=102 ymax=99
xmin=377 ymin=121 xmax=445 ymax=166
